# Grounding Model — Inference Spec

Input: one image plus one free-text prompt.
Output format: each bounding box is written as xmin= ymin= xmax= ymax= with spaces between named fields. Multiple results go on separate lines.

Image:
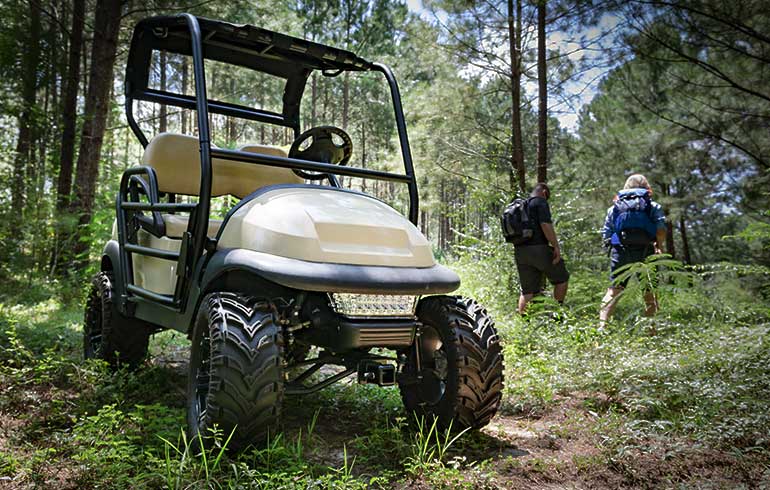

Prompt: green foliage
xmin=404 ymin=416 xmax=470 ymax=476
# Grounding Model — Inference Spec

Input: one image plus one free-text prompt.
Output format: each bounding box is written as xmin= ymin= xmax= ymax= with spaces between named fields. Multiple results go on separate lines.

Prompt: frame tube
xmin=183 ymin=13 xmax=212 ymax=311
xmin=211 ymin=148 xmax=413 ymax=183
xmin=134 ymin=89 xmax=293 ymax=129
xmin=372 ymin=63 xmax=419 ymax=225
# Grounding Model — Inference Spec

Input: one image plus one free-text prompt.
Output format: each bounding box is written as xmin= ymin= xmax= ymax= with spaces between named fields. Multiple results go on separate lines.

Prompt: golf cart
xmin=84 ymin=13 xmax=503 ymax=449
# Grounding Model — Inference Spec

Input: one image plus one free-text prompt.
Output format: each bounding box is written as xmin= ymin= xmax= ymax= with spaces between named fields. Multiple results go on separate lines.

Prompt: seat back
xmin=141 ymin=133 xmax=303 ymax=198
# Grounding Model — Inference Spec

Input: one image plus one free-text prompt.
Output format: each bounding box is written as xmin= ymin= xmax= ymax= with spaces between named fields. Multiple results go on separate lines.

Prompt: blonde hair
xmin=624 ymin=174 xmax=650 ymax=190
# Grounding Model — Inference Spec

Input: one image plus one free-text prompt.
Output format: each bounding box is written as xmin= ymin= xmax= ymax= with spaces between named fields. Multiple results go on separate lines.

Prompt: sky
xmin=405 ymin=0 xmax=624 ymax=133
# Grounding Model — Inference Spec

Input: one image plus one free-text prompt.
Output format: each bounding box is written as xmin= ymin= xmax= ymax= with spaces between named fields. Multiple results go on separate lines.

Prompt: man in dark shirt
xmin=514 ymin=183 xmax=570 ymax=313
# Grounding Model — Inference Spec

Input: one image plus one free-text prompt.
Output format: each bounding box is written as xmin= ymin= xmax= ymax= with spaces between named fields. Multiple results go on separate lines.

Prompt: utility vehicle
xmin=84 ymin=14 xmax=503 ymax=449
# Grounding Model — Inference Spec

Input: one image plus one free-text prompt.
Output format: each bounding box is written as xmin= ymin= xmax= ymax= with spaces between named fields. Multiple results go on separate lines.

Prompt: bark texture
xmin=507 ymin=0 xmax=525 ymax=193
xmin=11 ymin=2 xmax=42 ymax=233
xmin=69 ymin=0 xmax=123 ymax=265
xmin=56 ymin=0 xmax=86 ymax=212
xmin=537 ymin=0 xmax=548 ymax=183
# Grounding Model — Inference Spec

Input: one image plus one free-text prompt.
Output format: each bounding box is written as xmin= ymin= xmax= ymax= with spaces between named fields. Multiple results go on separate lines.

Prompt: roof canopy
xmin=126 ymin=15 xmax=375 ymax=130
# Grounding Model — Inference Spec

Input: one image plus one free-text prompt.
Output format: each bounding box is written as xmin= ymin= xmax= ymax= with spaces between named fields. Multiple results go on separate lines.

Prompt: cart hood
xmin=217 ymin=185 xmax=435 ymax=268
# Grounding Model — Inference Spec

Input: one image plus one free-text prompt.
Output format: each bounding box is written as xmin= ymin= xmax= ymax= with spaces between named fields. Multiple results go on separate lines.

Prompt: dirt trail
xmin=2 ymin=350 xmax=767 ymax=489
xmin=283 ymin=389 xmax=768 ymax=489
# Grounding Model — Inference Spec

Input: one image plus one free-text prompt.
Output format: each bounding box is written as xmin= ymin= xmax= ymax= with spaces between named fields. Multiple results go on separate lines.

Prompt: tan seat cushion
xmin=162 ymin=214 xmax=223 ymax=238
xmin=142 ymin=133 xmax=303 ymax=198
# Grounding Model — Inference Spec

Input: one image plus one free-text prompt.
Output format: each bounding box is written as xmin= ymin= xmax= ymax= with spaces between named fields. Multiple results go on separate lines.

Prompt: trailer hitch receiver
xmin=357 ymin=360 xmax=396 ymax=386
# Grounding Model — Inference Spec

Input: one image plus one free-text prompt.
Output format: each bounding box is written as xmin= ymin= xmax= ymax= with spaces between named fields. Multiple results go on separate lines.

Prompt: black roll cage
xmin=117 ymin=13 xmax=419 ymax=314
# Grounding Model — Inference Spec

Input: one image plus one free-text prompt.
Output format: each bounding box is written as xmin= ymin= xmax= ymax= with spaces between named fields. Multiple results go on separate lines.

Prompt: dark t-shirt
xmin=516 ymin=196 xmax=552 ymax=247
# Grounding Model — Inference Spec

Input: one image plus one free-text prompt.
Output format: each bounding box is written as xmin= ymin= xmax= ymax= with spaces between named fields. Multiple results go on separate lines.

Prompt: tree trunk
xmin=181 ymin=58 xmax=189 ymax=133
xmin=323 ymin=81 xmax=329 ymax=122
xmin=310 ymin=74 xmax=317 ymax=128
xmin=10 ymin=1 xmax=42 ymax=235
xmin=360 ymin=121 xmax=366 ymax=192
xmin=507 ymin=0 xmax=525 ymax=193
xmin=343 ymin=72 xmax=350 ymax=130
xmin=536 ymin=0 xmax=548 ymax=183
xmin=50 ymin=0 xmax=85 ymax=274
xmin=679 ymin=214 xmax=692 ymax=264
xmin=159 ymin=50 xmax=167 ymax=133
xmin=227 ymin=78 xmax=236 ymax=144
xmin=68 ymin=0 xmax=123 ymax=268
xmin=55 ymin=0 xmax=85 ymax=213
xmin=342 ymin=0 xmax=351 ymax=131
xmin=438 ymin=180 xmax=445 ymax=250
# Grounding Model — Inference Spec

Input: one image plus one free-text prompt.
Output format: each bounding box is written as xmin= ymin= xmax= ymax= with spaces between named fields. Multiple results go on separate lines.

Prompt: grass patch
xmin=1 ymin=262 xmax=769 ymax=488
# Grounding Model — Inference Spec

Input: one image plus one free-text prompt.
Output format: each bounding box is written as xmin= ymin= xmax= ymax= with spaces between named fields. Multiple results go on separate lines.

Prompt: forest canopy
xmin=0 ymin=0 xmax=767 ymax=273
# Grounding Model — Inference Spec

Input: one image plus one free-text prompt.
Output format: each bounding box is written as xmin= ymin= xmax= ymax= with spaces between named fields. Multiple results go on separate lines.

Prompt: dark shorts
xmin=610 ymin=245 xmax=655 ymax=288
xmin=514 ymin=245 xmax=570 ymax=295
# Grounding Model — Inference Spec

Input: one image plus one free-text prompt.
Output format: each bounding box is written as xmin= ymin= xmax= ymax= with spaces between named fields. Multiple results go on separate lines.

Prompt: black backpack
xmin=501 ymin=198 xmax=534 ymax=244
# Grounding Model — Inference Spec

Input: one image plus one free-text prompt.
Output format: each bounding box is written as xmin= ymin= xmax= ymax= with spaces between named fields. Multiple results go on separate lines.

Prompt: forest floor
xmin=1 ymin=272 xmax=769 ymax=489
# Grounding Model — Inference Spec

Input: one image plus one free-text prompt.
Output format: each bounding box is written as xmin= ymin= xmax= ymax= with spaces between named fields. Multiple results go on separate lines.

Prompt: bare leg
xmin=644 ymin=291 xmax=658 ymax=317
xmin=518 ymin=293 xmax=535 ymax=314
xmin=553 ymin=282 xmax=568 ymax=303
xmin=599 ymin=287 xmax=623 ymax=327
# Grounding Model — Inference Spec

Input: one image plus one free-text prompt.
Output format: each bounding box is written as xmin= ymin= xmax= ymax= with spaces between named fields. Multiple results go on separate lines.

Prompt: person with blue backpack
xmin=599 ymin=174 xmax=667 ymax=326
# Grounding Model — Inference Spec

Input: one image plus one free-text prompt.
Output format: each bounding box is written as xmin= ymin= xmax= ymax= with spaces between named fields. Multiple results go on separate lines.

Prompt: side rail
xmin=115 ymin=166 xmax=197 ymax=312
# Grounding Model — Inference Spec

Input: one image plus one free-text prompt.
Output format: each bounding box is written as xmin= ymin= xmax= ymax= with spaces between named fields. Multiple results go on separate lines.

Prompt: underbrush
xmin=0 ymin=277 xmax=491 ymax=488
xmin=1 ymin=258 xmax=769 ymax=487
xmin=451 ymin=248 xmax=770 ymax=462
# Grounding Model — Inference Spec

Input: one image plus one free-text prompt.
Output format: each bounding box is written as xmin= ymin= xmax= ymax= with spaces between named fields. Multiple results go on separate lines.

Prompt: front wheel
xmin=83 ymin=271 xmax=151 ymax=368
xmin=188 ymin=293 xmax=284 ymax=451
xmin=398 ymin=296 xmax=504 ymax=430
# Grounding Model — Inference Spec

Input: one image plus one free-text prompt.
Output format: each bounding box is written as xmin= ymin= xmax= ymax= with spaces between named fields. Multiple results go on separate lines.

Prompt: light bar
xmin=329 ymin=293 xmax=418 ymax=318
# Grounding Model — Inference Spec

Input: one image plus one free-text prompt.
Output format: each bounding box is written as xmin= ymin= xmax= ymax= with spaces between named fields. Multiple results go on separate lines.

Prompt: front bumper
xmin=204 ymin=248 xmax=461 ymax=295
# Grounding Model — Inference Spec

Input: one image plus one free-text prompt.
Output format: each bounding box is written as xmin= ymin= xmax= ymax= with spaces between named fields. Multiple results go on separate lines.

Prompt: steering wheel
xmin=288 ymin=126 xmax=353 ymax=180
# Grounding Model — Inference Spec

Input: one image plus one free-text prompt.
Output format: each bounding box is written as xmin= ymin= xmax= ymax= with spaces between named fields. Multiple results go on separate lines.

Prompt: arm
xmin=651 ymin=202 xmax=667 ymax=254
xmin=540 ymin=222 xmax=562 ymax=264
xmin=654 ymin=228 xmax=666 ymax=254
xmin=601 ymin=207 xmax=614 ymax=248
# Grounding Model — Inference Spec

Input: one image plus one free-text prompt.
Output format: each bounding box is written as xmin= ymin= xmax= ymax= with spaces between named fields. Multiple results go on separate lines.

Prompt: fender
xmin=198 ymin=247 xmax=461 ymax=296
xmin=102 ymin=240 xmax=125 ymax=300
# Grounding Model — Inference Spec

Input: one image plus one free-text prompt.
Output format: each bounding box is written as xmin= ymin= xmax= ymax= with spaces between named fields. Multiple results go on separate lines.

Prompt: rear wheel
xmin=398 ymin=296 xmax=504 ymax=430
xmin=83 ymin=271 xmax=151 ymax=368
xmin=188 ymin=292 xmax=284 ymax=451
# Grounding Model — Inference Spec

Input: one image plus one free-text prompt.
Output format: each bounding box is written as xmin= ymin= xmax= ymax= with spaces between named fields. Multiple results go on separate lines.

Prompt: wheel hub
xmin=415 ymin=326 xmax=447 ymax=405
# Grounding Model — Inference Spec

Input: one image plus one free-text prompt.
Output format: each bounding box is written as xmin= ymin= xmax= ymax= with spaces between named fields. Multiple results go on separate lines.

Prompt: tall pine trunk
xmin=181 ymin=58 xmax=189 ymax=134
xmin=679 ymin=214 xmax=692 ymax=264
xmin=507 ymin=0 xmax=525 ymax=193
xmin=536 ymin=0 xmax=547 ymax=183
xmin=310 ymin=74 xmax=317 ymax=128
xmin=68 ymin=0 xmax=123 ymax=269
xmin=661 ymin=184 xmax=676 ymax=257
xmin=10 ymin=2 xmax=42 ymax=236
xmin=55 ymin=0 xmax=85 ymax=213
xmin=159 ymin=50 xmax=167 ymax=133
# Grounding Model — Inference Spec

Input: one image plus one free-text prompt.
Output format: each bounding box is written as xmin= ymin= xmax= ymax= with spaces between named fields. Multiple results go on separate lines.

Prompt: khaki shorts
xmin=514 ymin=245 xmax=570 ymax=295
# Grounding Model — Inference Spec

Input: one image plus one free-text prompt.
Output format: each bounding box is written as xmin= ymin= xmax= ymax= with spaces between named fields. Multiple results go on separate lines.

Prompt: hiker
xmin=599 ymin=174 xmax=667 ymax=326
xmin=504 ymin=183 xmax=569 ymax=313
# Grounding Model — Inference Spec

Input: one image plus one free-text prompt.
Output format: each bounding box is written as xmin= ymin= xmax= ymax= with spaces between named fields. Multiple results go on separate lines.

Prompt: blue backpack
xmin=610 ymin=189 xmax=657 ymax=247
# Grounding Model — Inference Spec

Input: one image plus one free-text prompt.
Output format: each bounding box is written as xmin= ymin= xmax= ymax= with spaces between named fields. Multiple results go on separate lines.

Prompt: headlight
xmin=329 ymin=293 xmax=418 ymax=318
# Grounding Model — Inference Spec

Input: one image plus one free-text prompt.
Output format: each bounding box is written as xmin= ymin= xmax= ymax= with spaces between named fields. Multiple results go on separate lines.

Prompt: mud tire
xmin=83 ymin=271 xmax=151 ymax=368
xmin=399 ymin=296 xmax=504 ymax=430
xmin=188 ymin=292 xmax=284 ymax=451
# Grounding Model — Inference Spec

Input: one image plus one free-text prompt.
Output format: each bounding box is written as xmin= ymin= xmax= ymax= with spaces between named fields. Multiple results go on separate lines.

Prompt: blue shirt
xmin=601 ymin=188 xmax=666 ymax=242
